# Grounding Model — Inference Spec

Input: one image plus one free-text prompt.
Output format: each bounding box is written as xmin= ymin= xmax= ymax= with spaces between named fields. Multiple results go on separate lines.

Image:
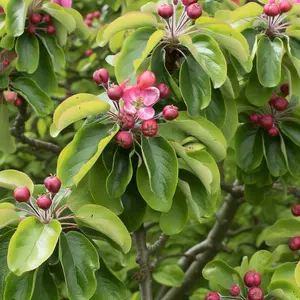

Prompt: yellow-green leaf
xmin=0 ymin=169 xmax=34 ymax=193
xmin=230 ymin=3 xmax=263 ymax=23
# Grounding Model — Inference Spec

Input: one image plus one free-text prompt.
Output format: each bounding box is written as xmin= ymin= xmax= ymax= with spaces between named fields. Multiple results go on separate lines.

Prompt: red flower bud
xmin=186 ymin=3 xmax=202 ymax=19
xmin=137 ymin=71 xmax=156 ymax=89
xmin=158 ymin=4 xmax=174 ymax=19
xmin=14 ymin=186 xmax=31 ymax=203
xmin=142 ymin=119 xmax=158 ymax=137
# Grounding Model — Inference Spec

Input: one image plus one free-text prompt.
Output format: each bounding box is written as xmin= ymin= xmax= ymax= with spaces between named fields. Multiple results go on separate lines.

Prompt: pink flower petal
xmin=121 ymin=79 xmax=130 ymax=91
xmin=141 ymin=87 xmax=160 ymax=106
xmin=124 ymin=102 xmax=137 ymax=115
xmin=60 ymin=0 xmax=72 ymax=7
xmin=137 ymin=107 xmax=155 ymax=120
xmin=122 ymin=86 xmax=141 ymax=103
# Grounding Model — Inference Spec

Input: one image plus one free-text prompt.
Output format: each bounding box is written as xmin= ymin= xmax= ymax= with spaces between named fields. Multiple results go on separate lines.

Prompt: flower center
xmin=134 ymin=96 xmax=144 ymax=110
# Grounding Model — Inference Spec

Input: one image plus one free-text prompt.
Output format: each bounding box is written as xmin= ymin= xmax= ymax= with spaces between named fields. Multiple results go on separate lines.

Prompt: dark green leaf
xmin=153 ymin=265 xmax=184 ymax=287
xmin=0 ymin=104 xmax=16 ymax=153
xmin=280 ymin=121 xmax=300 ymax=147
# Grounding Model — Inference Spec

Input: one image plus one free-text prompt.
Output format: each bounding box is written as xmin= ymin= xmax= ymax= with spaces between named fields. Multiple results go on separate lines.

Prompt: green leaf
xmin=52 ymin=18 xmax=68 ymax=47
xmin=91 ymin=257 xmax=129 ymax=300
xmin=268 ymin=281 xmax=300 ymax=300
xmin=59 ymin=232 xmax=99 ymax=300
xmin=4 ymin=270 xmax=37 ymax=300
xmin=205 ymin=89 xmax=226 ymax=128
xmin=245 ymin=70 xmax=273 ymax=106
xmin=50 ymin=93 xmax=110 ymax=137
xmin=37 ymin=32 xmax=66 ymax=72
xmin=153 ymin=265 xmax=185 ymax=287
xmin=180 ymin=55 xmax=211 ymax=116
xmin=31 ymin=265 xmax=59 ymax=300
xmin=272 ymin=263 xmax=297 ymax=286
xmin=235 ymin=124 xmax=263 ymax=171
xmin=249 ymin=250 xmax=273 ymax=274
xmin=160 ymin=186 xmax=188 ymax=235
xmin=8 ymin=217 xmax=61 ymax=276
xmin=286 ymin=37 xmax=300 ymax=77
xmin=115 ymin=27 xmax=155 ymax=84
xmin=285 ymin=137 xmax=300 ymax=178
xmin=159 ymin=112 xmax=227 ymax=162
xmin=0 ymin=75 xmax=9 ymax=89
xmin=6 ymin=0 xmax=33 ymax=37
xmin=64 ymin=8 xmax=90 ymax=39
xmin=151 ymin=45 xmax=181 ymax=101
xmin=42 ymin=2 xmax=76 ymax=33
xmin=75 ymin=204 xmax=132 ymax=253
xmin=196 ymin=18 xmax=251 ymax=72
xmin=11 ymin=77 xmax=53 ymax=116
xmin=133 ymin=29 xmax=164 ymax=71
xmin=222 ymin=95 xmax=238 ymax=140
xmin=106 ymin=148 xmax=134 ymax=198
xmin=0 ymin=35 xmax=15 ymax=50
xmin=257 ymin=218 xmax=300 ymax=246
xmin=295 ymin=261 xmax=300 ymax=287
xmin=120 ymin=178 xmax=147 ymax=232
xmin=0 ymin=104 xmax=16 ymax=153
xmin=57 ymin=123 xmax=119 ymax=187
xmin=230 ymin=2 xmax=263 ymax=22
xmin=29 ymin=42 xmax=57 ymax=94
xmin=244 ymin=184 xmax=268 ymax=205
xmin=203 ymin=260 xmax=245 ymax=295
xmin=179 ymin=34 xmax=227 ymax=88
xmin=138 ymin=135 xmax=178 ymax=211
xmin=263 ymin=133 xmax=287 ymax=177
xmin=280 ymin=121 xmax=300 ymax=147
xmin=0 ymin=203 xmax=19 ymax=229
xmin=99 ymin=12 xmax=158 ymax=46
xmin=0 ymin=169 xmax=34 ymax=193
xmin=16 ymin=33 xmax=39 ymax=74
xmin=257 ymin=37 xmax=283 ymax=87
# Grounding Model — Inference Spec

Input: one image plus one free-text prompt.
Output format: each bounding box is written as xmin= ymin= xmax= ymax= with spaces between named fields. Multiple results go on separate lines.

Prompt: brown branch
xmin=157 ymin=181 xmax=243 ymax=300
xmin=10 ymin=105 xmax=61 ymax=154
xmin=148 ymin=233 xmax=169 ymax=255
xmin=133 ymin=225 xmax=153 ymax=300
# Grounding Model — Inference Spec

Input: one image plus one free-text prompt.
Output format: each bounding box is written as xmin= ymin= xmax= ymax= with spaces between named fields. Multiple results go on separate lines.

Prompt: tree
xmin=0 ymin=0 xmax=300 ymax=299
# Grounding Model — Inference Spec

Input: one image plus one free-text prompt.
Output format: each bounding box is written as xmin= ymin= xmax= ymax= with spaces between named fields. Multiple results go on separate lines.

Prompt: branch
xmin=148 ymin=233 xmax=169 ymax=255
xmin=10 ymin=105 xmax=61 ymax=154
xmin=158 ymin=181 xmax=243 ymax=300
xmin=133 ymin=225 xmax=153 ymax=300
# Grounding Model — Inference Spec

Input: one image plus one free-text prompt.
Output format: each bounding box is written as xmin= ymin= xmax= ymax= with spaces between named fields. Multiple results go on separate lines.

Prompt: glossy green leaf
xmin=52 ymin=18 xmax=68 ymax=46
xmin=115 ymin=27 xmax=155 ymax=84
xmin=153 ymin=265 xmax=184 ymax=287
xmin=280 ymin=121 xmax=300 ymax=147
xmin=257 ymin=218 xmax=300 ymax=246
xmin=272 ymin=263 xmax=297 ymax=286
xmin=91 ymin=257 xmax=129 ymax=300
xmin=286 ymin=37 xmax=300 ymax=77
xmin=75 ymin=204 xmax=132 ymax=253
xmin=0 ymin=202 xmax=19 ymax=229
xmin=42 ymin=2 xmax=76 ymax=32
xmin=263 ymin=133 xmax=287 ymax=177
xmin=99 ymin=12 xmax=158 ymax=46
xmin=139 ymin=135 xmax=178 ymax=211
xmin=222 ymin=95 xmax=238 ymax=140
xmin=205 ymin=89 xmax=226 ymax=128
xmin=16 ymin=33 xmax=39 ymax=74
xmin=106 ymin=148 xmax=134 ymax=198
xmin=8 ymin=217 xmax=61 ymax=276
xmin=0 ymin=169 xmax=34 ymax=193
xmin=11 ymin=77 xmax=53 ymax=116
xmin=159 ymin=112 xmax=227 ymax=162
xmin=64 ymin=8 xmax=90 ymax=39
xmin=268 ymin=281 xmax=300 ymax=300
xmin=59 ymin=232 xmax=99 ymax=300
xmin=0 ymin=104 xmax=16 ymax=153
xmin=109 ymin=30 xmax=125 ymax=53
xmin=196 ymin=19 xmax=251 ymax=72
xmin=50 ymin=93 xmax=110 ymax=137
xmin=235 ymin=124 xmax=263 ymax=171
xmin=57 ymin=123 xmax=119 ymax=187
xmin=179 ymin=34 xmax=227 ymax=88
xmin=37 ymin=32 xmax=66 ymax=72
xmin=31 ymin=265 xmax=59 ymax=300
xmin=257 ymin=37 xmax=283 ymax=87
xmin=249 ymin=250 xmax=273 ymax=273
xmin=4 ymin=270 xmax=36 ymax=300
xmin=0 ymin=35 xmax=15 ymax=50
xmin=160 ymin=186 xmax=188 ymax=235
xmin=220 ymin=63 xmax=240 ymax=100
xmin=151 ymin=45 xmax=181 ymax=101
xmin=203 ymin=260 xmax=245 ymax=294
xmin=180 ymin=55 xmax=211 ymax=116
xmin=6 ymin=0 xmax=33 ymax=37
xmin=120 ymin=178 xmax=147 ymax=232
xmin=285 ymin=137 xmax=300 ymax=178
xmin=230 ymin=2 xmax=263 ymax=22
xmin=295 ymin=261 xmax=300 ymax=287
xmin=133 ymin=29 xmax=164 ymax=71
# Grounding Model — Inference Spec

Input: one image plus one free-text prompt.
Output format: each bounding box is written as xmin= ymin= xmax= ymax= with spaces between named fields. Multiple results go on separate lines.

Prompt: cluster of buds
xmin=93 ymin=69 xmax=179 ymax=149
xmin=1 ymin=90 xmax=23 ymax=107
xmin=157 ymin=0 xmax=202 ymax=40
xmin=289 ymin=204 xmax=300 ymax=250
xmin=84 ymin=10 xmax=101 ymax=27
xmin=13 ymin=176 xmax=75 ymax=228
xmin=205 ymin=271 xmax=263 ymax=300
xmin=27 ymin=12 xmax=56 ymax=35
xmin=264 ymin=0 xmax=292 ymax=16
xmin=249 ymin=83 xmax=291 ymax=137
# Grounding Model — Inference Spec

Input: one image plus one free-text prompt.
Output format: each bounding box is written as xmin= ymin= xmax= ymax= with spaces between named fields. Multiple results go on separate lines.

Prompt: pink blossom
xmin=51 ymin=0 xmax=72 ymax=8
xmin=122 ymin=86 xmax=160 ymax=120
xmin=294 ymin=0 xmax=300 ymax=3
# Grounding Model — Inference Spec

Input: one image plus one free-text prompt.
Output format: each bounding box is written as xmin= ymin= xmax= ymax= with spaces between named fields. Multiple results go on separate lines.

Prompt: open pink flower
xmin=122 ymin=86 xmax=160 ymax=120
xmin=51 ymin=0 xmax=72 ymax=7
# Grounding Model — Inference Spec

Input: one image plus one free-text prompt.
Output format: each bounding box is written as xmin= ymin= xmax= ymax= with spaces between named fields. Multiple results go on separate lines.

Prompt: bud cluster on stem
xmin=26 ymin=12 xmax=56 ymax=35
xmin=84 ymin=10 xmax=101 ymax=27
